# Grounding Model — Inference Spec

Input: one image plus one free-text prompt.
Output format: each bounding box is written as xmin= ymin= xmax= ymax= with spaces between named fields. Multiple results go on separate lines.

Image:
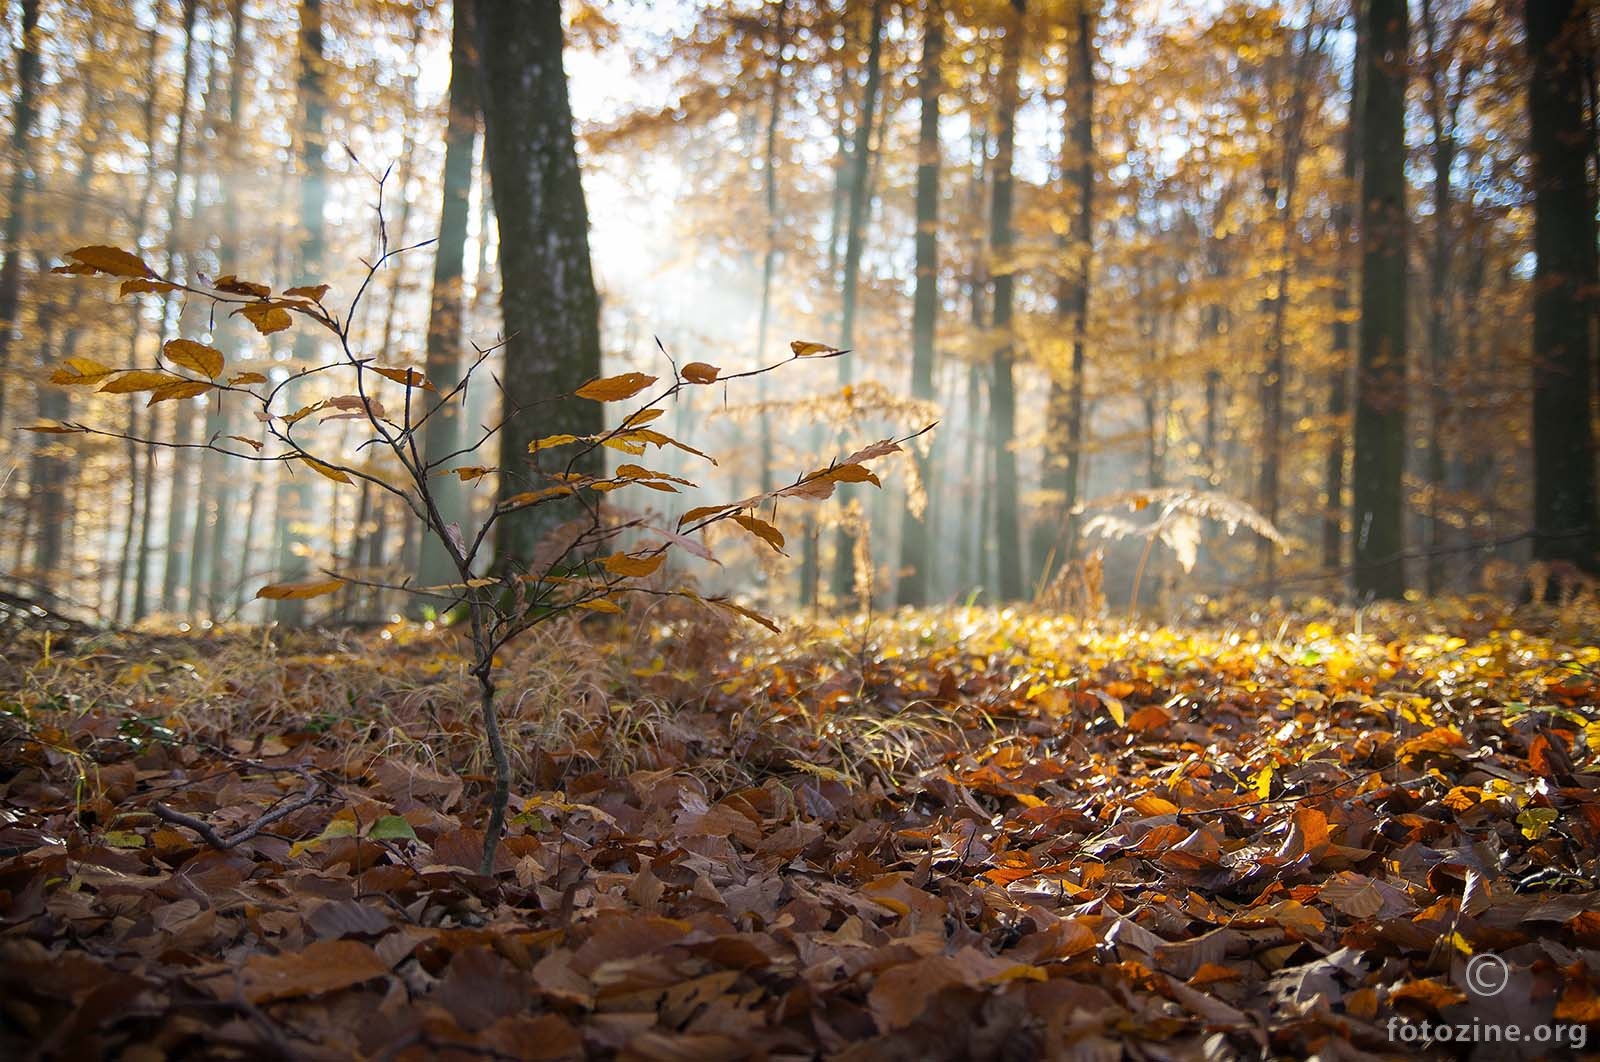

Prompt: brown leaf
xmin=236 ymin=302 xmax=293 ymax=335
xmin=65 ymin=245 xmax=155 ymax=278
xmin=680 ymin=362 xmax=720 ymax=384
xmin=239 ymin=939 xmax=388 ymax=1004
xmin=575 ymin=372 xmax=657 ymax=401
xmin=163 ymin=339 xmax=224 ymax=379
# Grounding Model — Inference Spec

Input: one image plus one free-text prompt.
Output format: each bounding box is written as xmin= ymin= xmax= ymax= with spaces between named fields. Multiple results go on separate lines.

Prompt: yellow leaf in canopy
xmin=255 ymin=577 xmax=344 ymax=600
xmin=371 ymin=365 xmax=435 ymax=390
xmin=576 ymin=372 xmax=657 ymax=401
xmin=163 ymin=338 xmax=224 ymax=379
xmin=733 ymin=514 xmax=785 ymax=552
xmin=450 ymin=466 xmax=493 ymax=481
xmin=237 ymin=302 xmax=293 ymax=335
xmin=119 ymin=278 xmax=177 ymax=296
xmin=530 ymin=433 xmax=580 ymax=452
xmin=601 ymin=552 xmax=664 ymax=577
xmin=681 ymin=362 xmax=720 ymax=384
xmin=147 ymin=380 xmax=214 ymax=405
xmin=790 ymin=340 xmax=846 ymax=358
xmin=299 ymin=457 xmax=352 ymax=483
xmin=65 ymin=245 xmax=155 ymax=278
xmin=229 ymin=371 xmax=268 ymax=385
xmin=49 ymin=357 xmax=116 ymax=385
xmin=23 ymin=423 xmax=81 ymax=433
xmin=100 ymin=370 xmax=179 ymax=394
xmin=577 ymin=597 xmax=624 ymax=614
xmin=283 ymin=283 xmax=330 ymax=301
xmin=213 ymin=274 xmax=271 ymax=297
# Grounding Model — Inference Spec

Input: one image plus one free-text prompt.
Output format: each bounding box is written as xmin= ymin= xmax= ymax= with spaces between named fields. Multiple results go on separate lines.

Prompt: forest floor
xmin=2 ymin=596 xmax=1599 ymax=1060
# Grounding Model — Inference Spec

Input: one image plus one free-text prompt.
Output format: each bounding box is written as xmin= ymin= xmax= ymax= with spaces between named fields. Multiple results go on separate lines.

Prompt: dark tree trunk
xmin=988 ymin=0 xmax=1026 ymax=602
xmin=416 ymin=0 xmax=480 ymax=597
xmin=0 ymin=0 xmax=39 ymax=431
xmin=273 ymin=0 xmax=328 ymax=624
xmin=830 ymin=0 xmax=886 ymax=605
xmin=1527 ymin=0 xmax=1599 ymax=575
xmin=1352 ymin=0 xmax=1408 ymax=599
xmin=477 ymin=2 xmax=603 ymax=567
xmin=897 ymin=0 xmax=942 ymax=607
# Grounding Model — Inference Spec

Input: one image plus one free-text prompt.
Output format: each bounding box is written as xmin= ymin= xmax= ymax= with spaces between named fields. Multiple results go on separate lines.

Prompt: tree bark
xmin=1056 ymin=2 xmax=1095 ymax=582
xmin=273 ymin=0 xmax=328 ymax=625
xmin=830 ymin=0 xmax=886 ymax=605
xmin=477 ymin=1 xmax=603 ymax=567
xmin=1527 ymin=0 xmax=1599 ymax=575
xmin=1352 ymin=0 xmax=1408 ymax=599
xmin=754 ymin=0 xmax=788 ymax=501
xmin=897 ymin=0 xmax=942 ymax=607
xmin=1325 ymin=7 xmax=1362 ymax=578
xmin=988 ymin=0 xmax=1026 ymax=602
xmin=0 ymin=0 xmax=40 ymax=431
xmin=417 ymin=0 xmax=480 ymax=597
xmin=158 ymin=0 xmax=203 ymax=615
xmin=1256 ymin=16 xmax=1317 ymax=591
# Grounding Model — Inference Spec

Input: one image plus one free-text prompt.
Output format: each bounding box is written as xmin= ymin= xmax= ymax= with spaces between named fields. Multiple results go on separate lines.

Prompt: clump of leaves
xmin=40 ymin=241 xmax=930 ymax=872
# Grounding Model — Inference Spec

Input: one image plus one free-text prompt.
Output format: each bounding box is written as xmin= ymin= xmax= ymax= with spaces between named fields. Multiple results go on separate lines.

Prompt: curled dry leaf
xmin=681 ymin=362 xmax=720 ymax=384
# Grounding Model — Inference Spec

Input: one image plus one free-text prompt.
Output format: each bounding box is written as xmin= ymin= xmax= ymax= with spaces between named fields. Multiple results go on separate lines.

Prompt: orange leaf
xmin=575 ymin=372 xmax=657 ymax=401
xmin=255 ymin=577 xmax=344 ymax=601
xmin=371 ymin=365 xmax=435 ymax=390
xmin=163 ymin=338 xmax=224 ymax=379
xmin=239 ymin=939 xmax=387 ymax=1004
xmin=237 ymin=302 xmax=293 ymax=335
xmin=64 ymin=245 xmax=155 ymax=278
xmin=99 ymin=370 xmax=179 ymax=394
xmin=681 ymin=362 xmax=720 ymax=384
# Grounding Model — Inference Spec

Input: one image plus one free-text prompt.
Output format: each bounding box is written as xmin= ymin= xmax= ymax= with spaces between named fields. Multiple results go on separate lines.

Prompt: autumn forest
xmin=2 ymin=0 xmax=1600 ymax=1058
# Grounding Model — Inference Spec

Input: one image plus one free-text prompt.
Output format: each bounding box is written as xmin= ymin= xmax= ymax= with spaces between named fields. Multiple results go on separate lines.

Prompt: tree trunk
xmin=1527 ymin=0 xmax=1599 ymax=576
xmin=1040 ymin=1 xmax=1095 ymax=588
xmin=1352 ymin=0 xmax=1408 ymax=599
xmin=159 ymin=0 xmax=203 ymax=615
xmin=897 ymin=0 xmax=942 ymax=607
xmin=1256 ymin=18 xmax=1316 ymax=592
xmin=478 ymin=2 xmax=603 ymax=567
xmin=273 ymin=0 xmax=328 ymax=625
xmin=988 ymin=0 xmax=1026 ymax=602
xmin=0 ymin=0 xmax=40 ymax=431
xmin=754 ymin=0 xmax=787 ymax=501
xmin=1325 ymin=11 xmax=1362 ymax=578
xmin=417 ymin=0 xmax=481 ymax=598
xmin=830 ymin=0 xmax=886 ymax=605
